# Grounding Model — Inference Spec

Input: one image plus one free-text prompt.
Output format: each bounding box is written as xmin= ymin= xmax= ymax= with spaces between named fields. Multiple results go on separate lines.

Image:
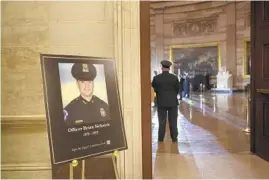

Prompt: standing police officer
xmin=151 ymin=60 xmax=180 ymax=143
xmin=63 ymin=63 xmax=110 ymax=126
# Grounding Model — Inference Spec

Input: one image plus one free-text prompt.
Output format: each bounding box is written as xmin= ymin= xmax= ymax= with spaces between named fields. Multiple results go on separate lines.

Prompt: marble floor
xmin=152 ymin=92 xmax=269 ymax=179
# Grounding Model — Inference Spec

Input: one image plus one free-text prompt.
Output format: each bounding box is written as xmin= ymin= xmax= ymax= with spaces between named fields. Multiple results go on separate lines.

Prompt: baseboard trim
xmin=1 ymin=163 xmax=51 ymax=171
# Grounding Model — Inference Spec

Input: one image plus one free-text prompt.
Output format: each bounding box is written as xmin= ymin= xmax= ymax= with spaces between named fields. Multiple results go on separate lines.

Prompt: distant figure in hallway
xmin=178 ymin=74 xmax=184 ymax=100
xmin=151 ymin=60 xmax=180 ymax=143
xmin=183 ymin=72 xmax=190 ymax=98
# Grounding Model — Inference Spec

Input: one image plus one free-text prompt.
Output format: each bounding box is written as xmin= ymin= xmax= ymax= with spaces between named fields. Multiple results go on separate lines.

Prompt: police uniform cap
xmin=71 ymin=63 xmax=97 ymax=81
xmin=161 ymin=60 xmax=172 ymax=68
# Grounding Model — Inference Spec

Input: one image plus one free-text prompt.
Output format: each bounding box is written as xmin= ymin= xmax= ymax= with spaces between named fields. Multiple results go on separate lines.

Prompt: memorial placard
xmin=40 ymin=54 xmax=127 ymax=164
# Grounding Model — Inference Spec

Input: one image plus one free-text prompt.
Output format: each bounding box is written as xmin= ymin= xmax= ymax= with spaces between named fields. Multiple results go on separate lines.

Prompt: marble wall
xmin=150 ymin=1 xmax=250 ymax=88
xmin=1 ymin=1 xmax=142 ymax=179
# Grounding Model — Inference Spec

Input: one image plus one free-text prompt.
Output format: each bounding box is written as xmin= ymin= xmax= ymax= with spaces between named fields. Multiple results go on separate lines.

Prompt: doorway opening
xmin=141 ymin=1 xmax=269 ymax=179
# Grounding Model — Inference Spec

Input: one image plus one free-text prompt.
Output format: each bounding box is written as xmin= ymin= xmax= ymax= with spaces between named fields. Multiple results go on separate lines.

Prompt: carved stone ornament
xmin=173 ymin=17 xmax=218 ymax=37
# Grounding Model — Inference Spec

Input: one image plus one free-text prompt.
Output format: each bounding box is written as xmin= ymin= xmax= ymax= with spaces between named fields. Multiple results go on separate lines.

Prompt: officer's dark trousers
xmin=157 ymin=106 xmax=178 ymax=141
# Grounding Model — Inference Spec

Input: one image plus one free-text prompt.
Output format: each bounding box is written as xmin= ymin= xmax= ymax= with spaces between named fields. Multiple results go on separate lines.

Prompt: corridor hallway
xmin=152 ymin=92 xmax=269 ymax=179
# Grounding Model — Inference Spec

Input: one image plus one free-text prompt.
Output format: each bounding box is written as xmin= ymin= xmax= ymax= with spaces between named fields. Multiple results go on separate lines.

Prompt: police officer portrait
xmin=59 ymin=62 xmax=111 ymax=126
xmin=41 ymin=55 xmax=127 ymax=164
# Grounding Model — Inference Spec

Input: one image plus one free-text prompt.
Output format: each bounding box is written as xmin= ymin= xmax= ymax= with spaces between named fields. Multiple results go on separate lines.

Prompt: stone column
xmin=155 ymin=8 xmax=164 ymax=71
xmin=113 ymin=1 xmax=142 ymax=179
xmin=225 ymin=2 xmax=237 ymax=86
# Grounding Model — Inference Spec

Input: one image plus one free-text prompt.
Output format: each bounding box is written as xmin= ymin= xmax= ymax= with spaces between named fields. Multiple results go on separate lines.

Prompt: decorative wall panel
xmin=173 ymin=17 xmax=218 ymax=37
xmin=262 ymin=43 xmax=269 ymax=79
xmin=263 ymin=102 xmax=269 ymax=139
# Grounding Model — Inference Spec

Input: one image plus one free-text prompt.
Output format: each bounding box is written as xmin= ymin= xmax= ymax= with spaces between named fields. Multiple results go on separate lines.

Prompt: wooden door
xmin=140 ymin=1 xmax=152 ymax=179
xmin=251 ymin=1 xmax=269 ymax=162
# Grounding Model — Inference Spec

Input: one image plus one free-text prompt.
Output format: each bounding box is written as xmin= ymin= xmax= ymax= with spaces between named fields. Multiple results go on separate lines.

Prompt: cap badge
xmin=100 ymin=108 xmax=106 ymax=117
xmin=82 ymin=64 xmax=89 ymax=72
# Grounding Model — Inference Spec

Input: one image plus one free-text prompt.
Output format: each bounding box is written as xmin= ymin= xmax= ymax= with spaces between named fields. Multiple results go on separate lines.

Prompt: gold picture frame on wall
xmin=169 ymin=42 xmax=222 ymax=76
xmin=243 ymin=40 xmax=251 ymax=78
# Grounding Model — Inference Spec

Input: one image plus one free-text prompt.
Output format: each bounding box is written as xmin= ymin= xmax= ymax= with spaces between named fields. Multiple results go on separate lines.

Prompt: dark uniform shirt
xmin=151 ymin=71 xmax=180 ymax=107
xmin=63 ymin=95 xmax=110 ymax=126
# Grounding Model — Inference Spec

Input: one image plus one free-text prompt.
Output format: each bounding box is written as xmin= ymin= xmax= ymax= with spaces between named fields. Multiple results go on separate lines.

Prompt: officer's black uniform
xmin=153 ymin=70 xmax=158 ymax=107
xmin=151 ymin=60 xmax=180 ymax=142
xmin=63 ymin=63 xmax=110 ymax=126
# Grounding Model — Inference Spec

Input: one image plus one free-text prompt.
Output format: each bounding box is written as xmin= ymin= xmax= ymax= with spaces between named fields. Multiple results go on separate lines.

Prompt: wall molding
xmin=150 ymin=1 xmax=228 ymax=11
xmin=1 ymin=115 xmax=47 ymax=126
xmin=150 ymin=1 xmax=228 ymax=15
xmin=1 ymin=163 xmax=51 ymax=171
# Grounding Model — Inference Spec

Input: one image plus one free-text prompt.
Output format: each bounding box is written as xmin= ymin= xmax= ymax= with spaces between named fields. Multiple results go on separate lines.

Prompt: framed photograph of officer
xmin=60 ymin=62 xmax=111 ymax=125
xmin=40 ymin=54 xmax=127 ymax=164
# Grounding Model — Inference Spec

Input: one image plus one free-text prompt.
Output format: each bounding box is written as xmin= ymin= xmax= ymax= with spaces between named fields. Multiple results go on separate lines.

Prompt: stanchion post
xmin=214 ymin=84 xmax=217 ymax=96
xmin=243 ymin=87 xmax=251 ymax=134
xmin=199 ymin=83 xmax=203 ymax=97
xmin=189 ymin=84 xmax=192 ymax=98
